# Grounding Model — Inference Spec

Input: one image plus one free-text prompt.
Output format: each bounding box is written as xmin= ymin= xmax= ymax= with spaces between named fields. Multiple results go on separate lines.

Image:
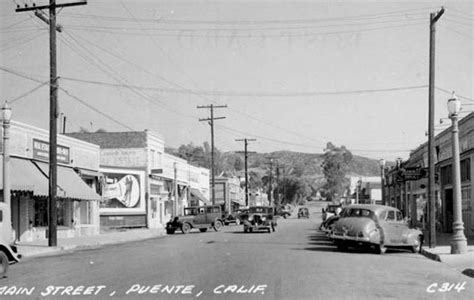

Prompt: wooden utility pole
xmin=16 ymin=0 xmax=87 ymax=247
xmin=267 ymin=158 xmax=275 ymax=207
xmin=235 ymin=138 xmax=256 ymax=207
xmin=198 ymin=104 xmax=226 ymax=205
xmin=427 ymin=7 xmax=445 ymax=248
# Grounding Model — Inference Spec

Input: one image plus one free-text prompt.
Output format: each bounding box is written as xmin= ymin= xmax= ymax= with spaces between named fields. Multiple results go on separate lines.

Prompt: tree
xmin=233 ymin=156 xmax=244 ymax=171
xmin=321 ymin=142 xmax=353 ymax=201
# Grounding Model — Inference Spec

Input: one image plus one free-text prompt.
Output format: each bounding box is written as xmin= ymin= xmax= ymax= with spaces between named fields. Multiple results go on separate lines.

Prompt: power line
xmin=58 ymin=76 xmax=429 ymax=98
xmin=61 ymin=7 xmax=436 ymax=25
xmin=436 ymin=87 xmax=474 ymax=102
xmin=7 ymin=80 xmax=49 ymax=104
xmin=0 ymin=65 xmax=135 ymax=131
xmin=67 ymin=21 xmax=427 ymax=38
xmin=63 ymin=17 xmax=427 ymax=33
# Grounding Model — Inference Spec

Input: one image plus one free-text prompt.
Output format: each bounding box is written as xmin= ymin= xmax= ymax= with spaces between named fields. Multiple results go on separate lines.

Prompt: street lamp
xmin=2 ymin=101 xmax=12 ymax=238
xmin=380 ymin=159 xmax=386 ymax=205
xmin=447 ymin=92 xmax=468 ymax=254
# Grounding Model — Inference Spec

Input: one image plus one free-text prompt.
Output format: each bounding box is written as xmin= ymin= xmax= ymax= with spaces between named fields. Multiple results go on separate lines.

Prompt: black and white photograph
xmin=0 ymin=0 xmax=473 ymax=299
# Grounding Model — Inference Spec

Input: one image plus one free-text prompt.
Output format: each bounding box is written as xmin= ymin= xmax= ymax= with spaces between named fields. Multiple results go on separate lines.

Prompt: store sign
xmin=32 ymin=139 xmax=70 ymax=164
xmin=397 ymin=167 xmax=427 ymax=182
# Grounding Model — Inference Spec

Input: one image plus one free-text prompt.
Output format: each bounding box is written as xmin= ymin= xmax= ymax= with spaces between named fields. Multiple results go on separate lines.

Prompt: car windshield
xmin=250 ymin=207 xmax=269 ymax=214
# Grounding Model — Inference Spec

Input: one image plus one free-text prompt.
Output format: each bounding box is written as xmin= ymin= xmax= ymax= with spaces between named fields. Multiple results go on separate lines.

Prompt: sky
xmin=1 ymin=0 xmax=473 ymax=161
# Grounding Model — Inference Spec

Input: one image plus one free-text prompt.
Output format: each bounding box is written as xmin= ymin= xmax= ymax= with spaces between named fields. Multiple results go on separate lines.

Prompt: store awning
xmin=34 ymin=161 xmax=101 ymax=201
xmin=190 ymin=188 xmax=210 ymax=205
xmin=75 ymin=168 xmax=103 ymax=178
xmin=0 ymin=158 xmax=49 ymax=197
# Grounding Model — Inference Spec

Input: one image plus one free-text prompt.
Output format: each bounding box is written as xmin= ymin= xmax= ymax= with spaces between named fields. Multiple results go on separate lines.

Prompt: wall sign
xmin=32 ymin=138 xmax=70 ymax=164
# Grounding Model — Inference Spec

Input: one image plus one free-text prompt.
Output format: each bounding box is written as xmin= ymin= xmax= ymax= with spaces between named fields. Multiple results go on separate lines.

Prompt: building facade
xmin=383 ymin=112 xmax=474 ymax=237
xmin=67 ymin=131 xmax=210 ymax=230
xmin=1 ymin=121 xmax=102 ymax=242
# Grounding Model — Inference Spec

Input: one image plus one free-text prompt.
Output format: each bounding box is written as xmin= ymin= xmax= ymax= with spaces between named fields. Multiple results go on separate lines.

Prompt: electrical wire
xmin=0 ymin=66 xmax=136 ymax=131
xmin=67 ymin=21 xmax=427 ymax=38
xmin=59 ymin=76 xmax=429 ymax=98
xmin=61 ymin=7 xmax=436 ymax=25
xmin=6 ymin=80 xmax=49 ymax=104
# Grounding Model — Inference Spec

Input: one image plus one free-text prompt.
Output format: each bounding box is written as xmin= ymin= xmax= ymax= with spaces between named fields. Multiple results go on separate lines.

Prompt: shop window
xmin=34 ymin=198 xmax=48 ymax=227
xmin=440 ymin=165 xmax=452 ymax=185
xmin=461 ymin=158 xmax=471 ymax=182
xmin=80 ymin=201 xmax=92 ymax=224
xmin=33 ymin=198 xmax=68 ymax=227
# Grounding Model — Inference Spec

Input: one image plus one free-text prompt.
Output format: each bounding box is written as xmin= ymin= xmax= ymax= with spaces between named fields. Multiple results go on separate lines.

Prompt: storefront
xmin=1 ymin=121 xmax=101 ymax=242
xmin=67 ymin=131 xmax=211 ymax=230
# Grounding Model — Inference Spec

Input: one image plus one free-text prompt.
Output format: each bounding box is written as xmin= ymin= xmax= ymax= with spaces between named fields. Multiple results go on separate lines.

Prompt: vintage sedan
xmin=243 ymin=206 xmax=277 ymax=233
xmin=329 ymin=204 xmax=422 ymax=254
xmin=166 ymin=205 xmax=224 ymax=234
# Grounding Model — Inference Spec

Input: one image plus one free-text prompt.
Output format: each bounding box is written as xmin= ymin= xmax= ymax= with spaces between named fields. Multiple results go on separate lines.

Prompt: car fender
xmin=0 ymin=244 xmax=21 ymax=263
xmin=406 ymin=229 xmax=423 ymax=244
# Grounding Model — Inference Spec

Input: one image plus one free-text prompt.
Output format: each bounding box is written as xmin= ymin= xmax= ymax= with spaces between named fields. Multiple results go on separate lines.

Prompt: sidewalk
xmin=420 ymin=232 xmax=474 ymax=277
xmin=15 ymin=228 xmax=166 ymax=259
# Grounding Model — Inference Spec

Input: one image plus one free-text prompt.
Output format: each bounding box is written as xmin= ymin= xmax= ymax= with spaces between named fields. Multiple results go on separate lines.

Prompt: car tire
xmin=199 ymin=228 xmax=208 ymax=233
xmin=412 ymin=235 xmax=422 ymax=253
xmin=181 ymin=223 xmax=191 ymax=234
xmin=376 ymin=244 xmax=387 ymax=255
xmin=213 ymin=220 xmax=223 ymax=232
xmin=235 ymin=218 xmax=241 ymax=226
xmin=0 ymin=251 xmax=9 ymax=278
xmin=249 ymin=228 xmax=253 ymax=233
xmin=335 ymin=241 xmax=347 ymax=251
xmin=166 ymin=228 xmax=175 ymax=234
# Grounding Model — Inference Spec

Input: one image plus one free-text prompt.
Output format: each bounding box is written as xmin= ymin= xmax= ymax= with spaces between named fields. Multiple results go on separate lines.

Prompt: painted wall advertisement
xmin=100 ymin=168 xmax=146 ymax=214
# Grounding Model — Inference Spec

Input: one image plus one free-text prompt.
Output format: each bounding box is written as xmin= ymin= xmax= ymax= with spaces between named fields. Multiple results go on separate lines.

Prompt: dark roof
xmin=66 ymin=132 xmax=147 ymax=149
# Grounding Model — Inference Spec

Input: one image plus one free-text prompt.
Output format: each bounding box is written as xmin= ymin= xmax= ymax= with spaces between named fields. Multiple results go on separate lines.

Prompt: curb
xmin=420 ymin=248 xmax=441 ymax=262
xmin=18 ymin=231 xmax=166 ymax=259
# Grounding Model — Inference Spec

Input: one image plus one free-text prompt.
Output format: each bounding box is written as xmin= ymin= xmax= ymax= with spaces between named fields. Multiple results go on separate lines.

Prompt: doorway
xmin=444 ymin=189 xmax=453 ymax=233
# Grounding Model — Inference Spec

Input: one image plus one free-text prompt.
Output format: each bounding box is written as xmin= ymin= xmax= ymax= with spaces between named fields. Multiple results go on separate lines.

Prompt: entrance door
xmin=444 ymin=189 xmax=453 ymax=233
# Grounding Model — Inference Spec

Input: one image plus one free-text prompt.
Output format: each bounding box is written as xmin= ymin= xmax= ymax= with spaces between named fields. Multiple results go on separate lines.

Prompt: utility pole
xmin=267 ymin=158 xmax=275 ymax=207
xmin=275 ymin=163 xmax=280 ymax=210
xmin=235 ymin=138 xmax=256 ymax=207
xmin=198 ymin=104 xmax=227 ymax=205
xmin=427 ymin=6 xmax=445 ymax=249
xmin=174 ymin=162 xmax=178 ymax=216
xmin=16 ymin=0 xmax=88 ymax=247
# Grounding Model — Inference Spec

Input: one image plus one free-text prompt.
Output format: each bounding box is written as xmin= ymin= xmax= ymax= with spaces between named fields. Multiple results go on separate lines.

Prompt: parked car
xmin=329 ymin=204 xmax=423 ymax=254
xmin=322 ymin=203 xmax=342 ymax=221
xmin=166 ymin=205 xmax=224 ymax=234
xmin=243 ymin=206 xmax=277 ymax=233
xmin=297 ymin=207 xmax=309 ymax=219
xmin=0 ymin=206 xmax=22 ymax=277
xmin=223 ymin=208 xmax=249 ymax=225
xmin=319 ymin=207 xmax=348 ymax=233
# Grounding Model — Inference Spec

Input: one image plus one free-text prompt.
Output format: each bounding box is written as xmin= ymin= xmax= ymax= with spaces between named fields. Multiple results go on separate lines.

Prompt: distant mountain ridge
xmin=166 ymin=146 xmax=382 ymax=188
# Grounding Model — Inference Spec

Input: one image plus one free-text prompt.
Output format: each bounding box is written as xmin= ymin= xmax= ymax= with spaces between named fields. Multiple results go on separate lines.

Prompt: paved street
xmin=1 ymin=204 xmax=472 ymax=300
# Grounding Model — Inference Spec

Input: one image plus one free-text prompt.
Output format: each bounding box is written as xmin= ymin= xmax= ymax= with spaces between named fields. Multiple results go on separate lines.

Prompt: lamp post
xmin=2 ymin=102 xmax=12 ymax=238
xmin=447 ymin=92 xmax=468 ymax=254
xmin=380 ymin=159 xmax=386 ymax=205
